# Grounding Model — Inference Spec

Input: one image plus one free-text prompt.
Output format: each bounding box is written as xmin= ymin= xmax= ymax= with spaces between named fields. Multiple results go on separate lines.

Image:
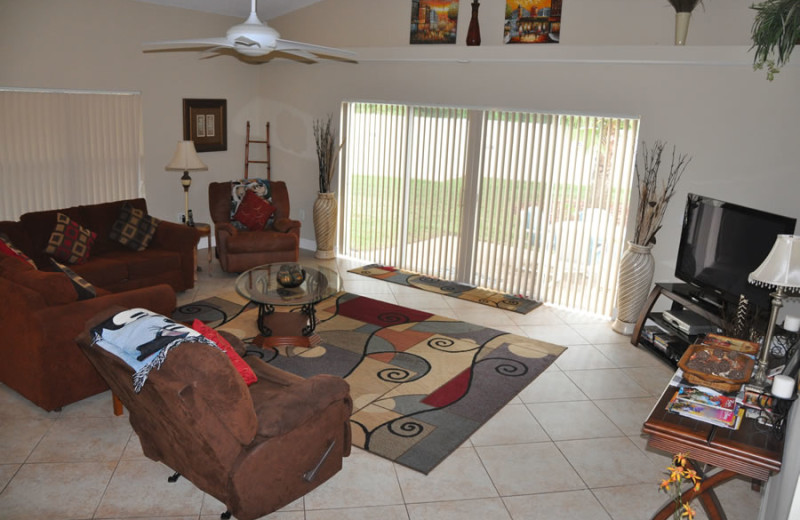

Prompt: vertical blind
xmin=340 ymin=101 xmax=639 ymax=317
xmin=0 ymin=89 xmax=143 ymax=221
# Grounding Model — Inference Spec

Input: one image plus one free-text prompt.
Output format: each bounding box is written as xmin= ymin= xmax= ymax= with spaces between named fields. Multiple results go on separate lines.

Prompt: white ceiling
xmin=130 ymin=0 xmax=323 ymax=20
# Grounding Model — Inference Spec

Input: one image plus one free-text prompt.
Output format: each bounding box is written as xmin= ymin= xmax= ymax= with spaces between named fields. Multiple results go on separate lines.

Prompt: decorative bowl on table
xmin=276 ymin=264 xmax=306 ymax=288
xmin=678 ymin=343 xmax=755 ymax=393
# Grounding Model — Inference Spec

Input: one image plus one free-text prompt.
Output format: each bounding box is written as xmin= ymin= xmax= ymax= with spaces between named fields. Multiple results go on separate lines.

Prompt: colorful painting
xmin=504 ymin=0 xmax=562 ymax=44
xmin=410 ymin=0 xmax=459 ymax=44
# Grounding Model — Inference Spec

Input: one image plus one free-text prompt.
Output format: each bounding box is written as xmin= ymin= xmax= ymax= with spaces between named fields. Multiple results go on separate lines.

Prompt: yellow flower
xmin=674 ymin=453 xmax=688 ymax=467
xmin=659 ymin=479 xmax=671 ymax=491
xmin=681 ymin=502 xmax=697 ymax=519
xmin=683 ymin=468 xmax=700 ymax=486
xmin=667 ymin=465 xmax=683 ymax=483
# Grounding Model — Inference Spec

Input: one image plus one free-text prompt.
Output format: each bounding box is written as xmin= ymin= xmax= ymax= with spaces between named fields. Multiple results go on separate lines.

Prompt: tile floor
xmin=0 ymin=249 xmax=765 ymax=520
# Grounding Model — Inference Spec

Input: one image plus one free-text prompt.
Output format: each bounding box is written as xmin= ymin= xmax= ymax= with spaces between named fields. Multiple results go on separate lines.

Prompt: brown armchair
xmin=77 ymin=309 xmax=352 ymax=520
xmin=209 ymin=181 xmax=301 ymax=273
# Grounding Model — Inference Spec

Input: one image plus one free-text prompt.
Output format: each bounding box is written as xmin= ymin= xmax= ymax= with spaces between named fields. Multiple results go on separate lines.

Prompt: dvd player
xmin=662 ymin=309 xmax=721 ymax=335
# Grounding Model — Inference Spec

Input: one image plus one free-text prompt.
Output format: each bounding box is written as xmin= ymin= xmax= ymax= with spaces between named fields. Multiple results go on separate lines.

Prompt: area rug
xmin=181 ymin=292 xmax=565 ymax=474
xmin=349 ymin=264 xmax=542 ymax=314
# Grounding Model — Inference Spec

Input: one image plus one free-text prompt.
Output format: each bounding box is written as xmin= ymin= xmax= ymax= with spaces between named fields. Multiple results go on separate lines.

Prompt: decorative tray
xmin=678 ymin=343 xmax=756 ymax=392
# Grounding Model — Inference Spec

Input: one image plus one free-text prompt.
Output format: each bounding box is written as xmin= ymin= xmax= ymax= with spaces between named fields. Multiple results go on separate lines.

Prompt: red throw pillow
xmin=192 ymin=319 xmax=257 ymax=386
xmin=233 ymin=189 xmax=276 ymax=231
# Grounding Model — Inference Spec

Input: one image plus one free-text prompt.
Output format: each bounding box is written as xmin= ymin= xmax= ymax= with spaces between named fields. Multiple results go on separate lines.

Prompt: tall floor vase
xmin=612 ymin=241 xmax=655 ymax=335
xmin=313 ymin=192 xmax=337 ymax=259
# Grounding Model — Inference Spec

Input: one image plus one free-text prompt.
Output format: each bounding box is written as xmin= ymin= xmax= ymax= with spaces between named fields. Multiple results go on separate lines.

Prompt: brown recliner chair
xmin=77 ymin=309 xmax=352 ymax=520
xmin=209 ymin=181 xmax=301 ymax=273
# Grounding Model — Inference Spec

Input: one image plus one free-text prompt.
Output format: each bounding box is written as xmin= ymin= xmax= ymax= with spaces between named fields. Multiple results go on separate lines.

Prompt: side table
xmin=643 ymin=383 xmax=783 ymax=520
xmin=192 ymin=223 xmax=212 ymax=277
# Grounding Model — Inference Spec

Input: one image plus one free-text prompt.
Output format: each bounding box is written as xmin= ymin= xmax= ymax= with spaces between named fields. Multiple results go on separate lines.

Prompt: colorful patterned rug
xmin=349 ymin=264 xmax=542 ymax=314
xmin=179 ymin=292 xmax=565 ymax=474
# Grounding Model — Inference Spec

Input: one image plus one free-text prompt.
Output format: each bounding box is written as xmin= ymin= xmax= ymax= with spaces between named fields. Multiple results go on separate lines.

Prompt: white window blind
xmin=0 ymin=89 xmax=143 ymax=221
xmin=340 ymin=101 xmax=639 ymax=317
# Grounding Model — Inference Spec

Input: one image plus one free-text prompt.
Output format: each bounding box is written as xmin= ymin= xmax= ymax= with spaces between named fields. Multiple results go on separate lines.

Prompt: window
xmin=340 ymin=101 xmax=639 ymax=317
xmin=0 ymin=89 xmax=143 ymax=220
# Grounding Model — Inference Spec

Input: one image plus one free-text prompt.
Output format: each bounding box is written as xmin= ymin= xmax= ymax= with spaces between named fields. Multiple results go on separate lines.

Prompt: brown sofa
xmin=0 ymin=256 xmax=176 ymax=411
xmin=77 ymin=310 xmax=352 ymax=520
xmin=0 ymin=198 xmax=199 ymax=293
xmin=209 ymin=181 xmax=301 ymax=273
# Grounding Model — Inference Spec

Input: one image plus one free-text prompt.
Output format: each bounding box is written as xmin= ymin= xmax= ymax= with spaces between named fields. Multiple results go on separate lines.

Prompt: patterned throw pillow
xmin=230 ymin=178 xmax=273 ymax=229
xmin=232 ymin=189 xmax=276 ymax=231
xmin=0 ymin=233 xmax=36 ymax=268
xmin=50 ymin=258 xmax=96 ymax=300
xmin=44 ymin=213 xmax=97 ymax=265
xmin=191 ymin=319 xmax=257 ymax=386
xmin=109 ymin=203 xmax=160 ymax=251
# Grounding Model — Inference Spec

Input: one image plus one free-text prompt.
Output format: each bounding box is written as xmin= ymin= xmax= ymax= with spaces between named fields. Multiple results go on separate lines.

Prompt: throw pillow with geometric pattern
xmin=232 ymin=189 xmax=276 ymax=231
xmin=44 ymin=213 xmax=97 ymax=265
xmin=50 ymin=258 xmax=96 ymax=300
xmin=229 ymin=178 xmax=273 ymax=230
xmin=109 ymin=203 xmax=160 ymax=251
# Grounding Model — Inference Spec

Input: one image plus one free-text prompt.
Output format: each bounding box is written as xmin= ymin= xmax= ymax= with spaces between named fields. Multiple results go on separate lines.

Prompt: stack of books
xmin=666 ymin=370 xmax=745 ymax=429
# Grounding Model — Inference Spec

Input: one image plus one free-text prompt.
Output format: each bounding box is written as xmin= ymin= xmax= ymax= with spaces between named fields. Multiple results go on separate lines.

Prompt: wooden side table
xmin=192 ymin=223 xmax=212 ymax=277
xmin=643 ymin=384 xmax=784 ymax=520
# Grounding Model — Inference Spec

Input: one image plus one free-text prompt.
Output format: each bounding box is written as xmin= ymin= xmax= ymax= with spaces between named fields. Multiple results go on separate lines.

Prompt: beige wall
xmin=0 ymin=0 xmax=268 ymax=227
xmin=267 ymin=0 xmax=800 ymax=287
xmin=2 ymin=0 xmax=799 ymax=287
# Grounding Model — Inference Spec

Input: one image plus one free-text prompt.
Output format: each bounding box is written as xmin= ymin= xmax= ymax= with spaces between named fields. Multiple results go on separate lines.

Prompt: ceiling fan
xmin=143 ymin=0 xmax=355 ymax=62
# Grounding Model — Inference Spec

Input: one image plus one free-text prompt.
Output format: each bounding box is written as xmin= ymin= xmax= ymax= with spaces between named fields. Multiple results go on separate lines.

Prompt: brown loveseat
xmin=0 ymin=256 xmax=176 ymax=411
xmin=77 ymin=310 xmax=352 ymax=520
xmin=209 ymin=181 xmax=301 ymax=273
xmin=0 ymin=198 xmax=199 ymax=293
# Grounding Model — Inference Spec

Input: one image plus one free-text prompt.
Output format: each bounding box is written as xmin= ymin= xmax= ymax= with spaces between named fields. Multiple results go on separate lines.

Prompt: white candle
xmin=772 ymin=375 xmax=796 ymax=399
xmin=783 ymin=315 xmax=800 ymax=332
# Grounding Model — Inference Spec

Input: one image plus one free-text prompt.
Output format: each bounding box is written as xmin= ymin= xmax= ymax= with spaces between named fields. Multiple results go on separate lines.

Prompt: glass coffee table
xmin=235 ymin=263 xmax=341 ymax=345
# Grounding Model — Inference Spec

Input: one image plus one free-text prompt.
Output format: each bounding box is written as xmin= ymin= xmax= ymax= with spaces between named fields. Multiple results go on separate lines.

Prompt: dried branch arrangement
xmin=633 ymin=141 xmax=691 ymax=247
xmin=313 ymin=115 xmax=344 ymax=193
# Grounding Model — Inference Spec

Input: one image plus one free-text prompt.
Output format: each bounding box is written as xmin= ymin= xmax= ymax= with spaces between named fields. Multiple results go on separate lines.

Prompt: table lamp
xmin=747 ymin=234 xmax=800 ymax=389
xmin=166 ymin=140 xmax=207 ymax=226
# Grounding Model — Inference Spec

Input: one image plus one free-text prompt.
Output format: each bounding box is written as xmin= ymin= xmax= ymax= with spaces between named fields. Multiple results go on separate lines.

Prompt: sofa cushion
xmin=50 ymin=258 xmax=96 ymax=300
xmin=44 ymin=213 xmax=97 ymax=265
xmin=192 ymin=320 xmax=257 ymax=386
xmin=0 ymin=233 xmax=36 ymax=268
xmin=1 ymin=256 xmax=77 ymax=305
xmin=233 ymin=189 xmax=276 ymax=231
xmin=109 ymin=203 xmax=160 ymax=251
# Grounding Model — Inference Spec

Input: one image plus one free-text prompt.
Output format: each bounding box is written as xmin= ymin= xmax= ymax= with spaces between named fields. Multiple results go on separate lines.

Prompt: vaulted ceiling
xmin=129 ymin=0 xmax=323 ymax=20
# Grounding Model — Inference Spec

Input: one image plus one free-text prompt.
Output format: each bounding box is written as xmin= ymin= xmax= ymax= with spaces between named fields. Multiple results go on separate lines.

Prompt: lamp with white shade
xmin=747 ymin=234 xmax=800 ymax=389
xmin=165 ymin=140 xmax=207 ymax=226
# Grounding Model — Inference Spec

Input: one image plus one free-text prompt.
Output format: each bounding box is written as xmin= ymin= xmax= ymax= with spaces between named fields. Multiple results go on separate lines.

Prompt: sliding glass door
xmin=340 ymin=101 xmax=639 ymax=317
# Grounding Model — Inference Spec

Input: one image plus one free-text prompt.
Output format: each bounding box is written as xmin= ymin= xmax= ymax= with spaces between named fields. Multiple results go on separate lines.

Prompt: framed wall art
xmin=410 ymin=0 xmax=459 ymax=44
xmin=183 ymin=98 xmax=227 ymax=152
xmin=504 ymin=0 xmax=562 ymax=44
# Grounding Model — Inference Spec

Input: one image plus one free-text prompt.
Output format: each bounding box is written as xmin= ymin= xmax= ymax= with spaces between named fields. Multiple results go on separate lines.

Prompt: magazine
xmin=666 ymin=391 xmax=744 ymax=429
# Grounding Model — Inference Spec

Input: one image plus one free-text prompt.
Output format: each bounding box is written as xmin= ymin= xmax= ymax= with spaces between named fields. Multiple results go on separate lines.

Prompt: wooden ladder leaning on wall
xmin=244 ymin=121 xmax=270 ymax=180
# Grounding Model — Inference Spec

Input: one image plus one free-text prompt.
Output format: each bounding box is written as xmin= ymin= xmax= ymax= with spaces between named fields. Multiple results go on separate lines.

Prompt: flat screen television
xmin=675 ymin=194 xmax=796 ymax=310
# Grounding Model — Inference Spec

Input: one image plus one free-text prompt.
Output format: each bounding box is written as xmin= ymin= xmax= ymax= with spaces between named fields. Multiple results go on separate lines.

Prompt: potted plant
xmin=750 ymin=0 xmax=800 ymax=80
xmin=312 ymin=115 xmax=344 ymax=259
xmin=612 ymin=141 xmax=691 ymax=335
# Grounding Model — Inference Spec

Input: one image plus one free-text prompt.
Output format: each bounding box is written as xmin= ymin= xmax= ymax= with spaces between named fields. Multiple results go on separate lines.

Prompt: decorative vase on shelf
xmin=612 ymin=241 xmax=656 ymax=335
xmin=674 ymin=12 xmax=691 ymax=45
xmin=467 ymin=0 xmax=481 ymax=46
xmin=313 ymin=191 xmax=337 ymax=259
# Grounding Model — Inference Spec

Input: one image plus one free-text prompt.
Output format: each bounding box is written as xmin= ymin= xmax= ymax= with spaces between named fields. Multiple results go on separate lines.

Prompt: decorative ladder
xmin=244 ymin=121 xmax=271 ymax=180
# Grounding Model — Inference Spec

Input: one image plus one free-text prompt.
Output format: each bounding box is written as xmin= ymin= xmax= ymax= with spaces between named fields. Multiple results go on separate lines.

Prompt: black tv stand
xmin=631 ymin=282 xmax=728 ymax=367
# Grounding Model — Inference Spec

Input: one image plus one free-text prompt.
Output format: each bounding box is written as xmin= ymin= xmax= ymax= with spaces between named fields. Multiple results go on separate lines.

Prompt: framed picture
xmin=183 ymin=99 xmax=227 ymax=152
xmin=410 ymin=1 xmax=459 ymax=44
xmin=504 ymin=0 xmax=562 ymax=44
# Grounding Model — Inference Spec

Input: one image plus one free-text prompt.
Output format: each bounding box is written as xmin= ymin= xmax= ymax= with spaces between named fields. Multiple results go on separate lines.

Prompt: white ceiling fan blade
xmin=273 ymin=49 xmax=319 ymax=62
xmin=143 ymin=37 xmax=233 ymax=51
xmin=275 ymin=38 xmax=356 ymax=59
